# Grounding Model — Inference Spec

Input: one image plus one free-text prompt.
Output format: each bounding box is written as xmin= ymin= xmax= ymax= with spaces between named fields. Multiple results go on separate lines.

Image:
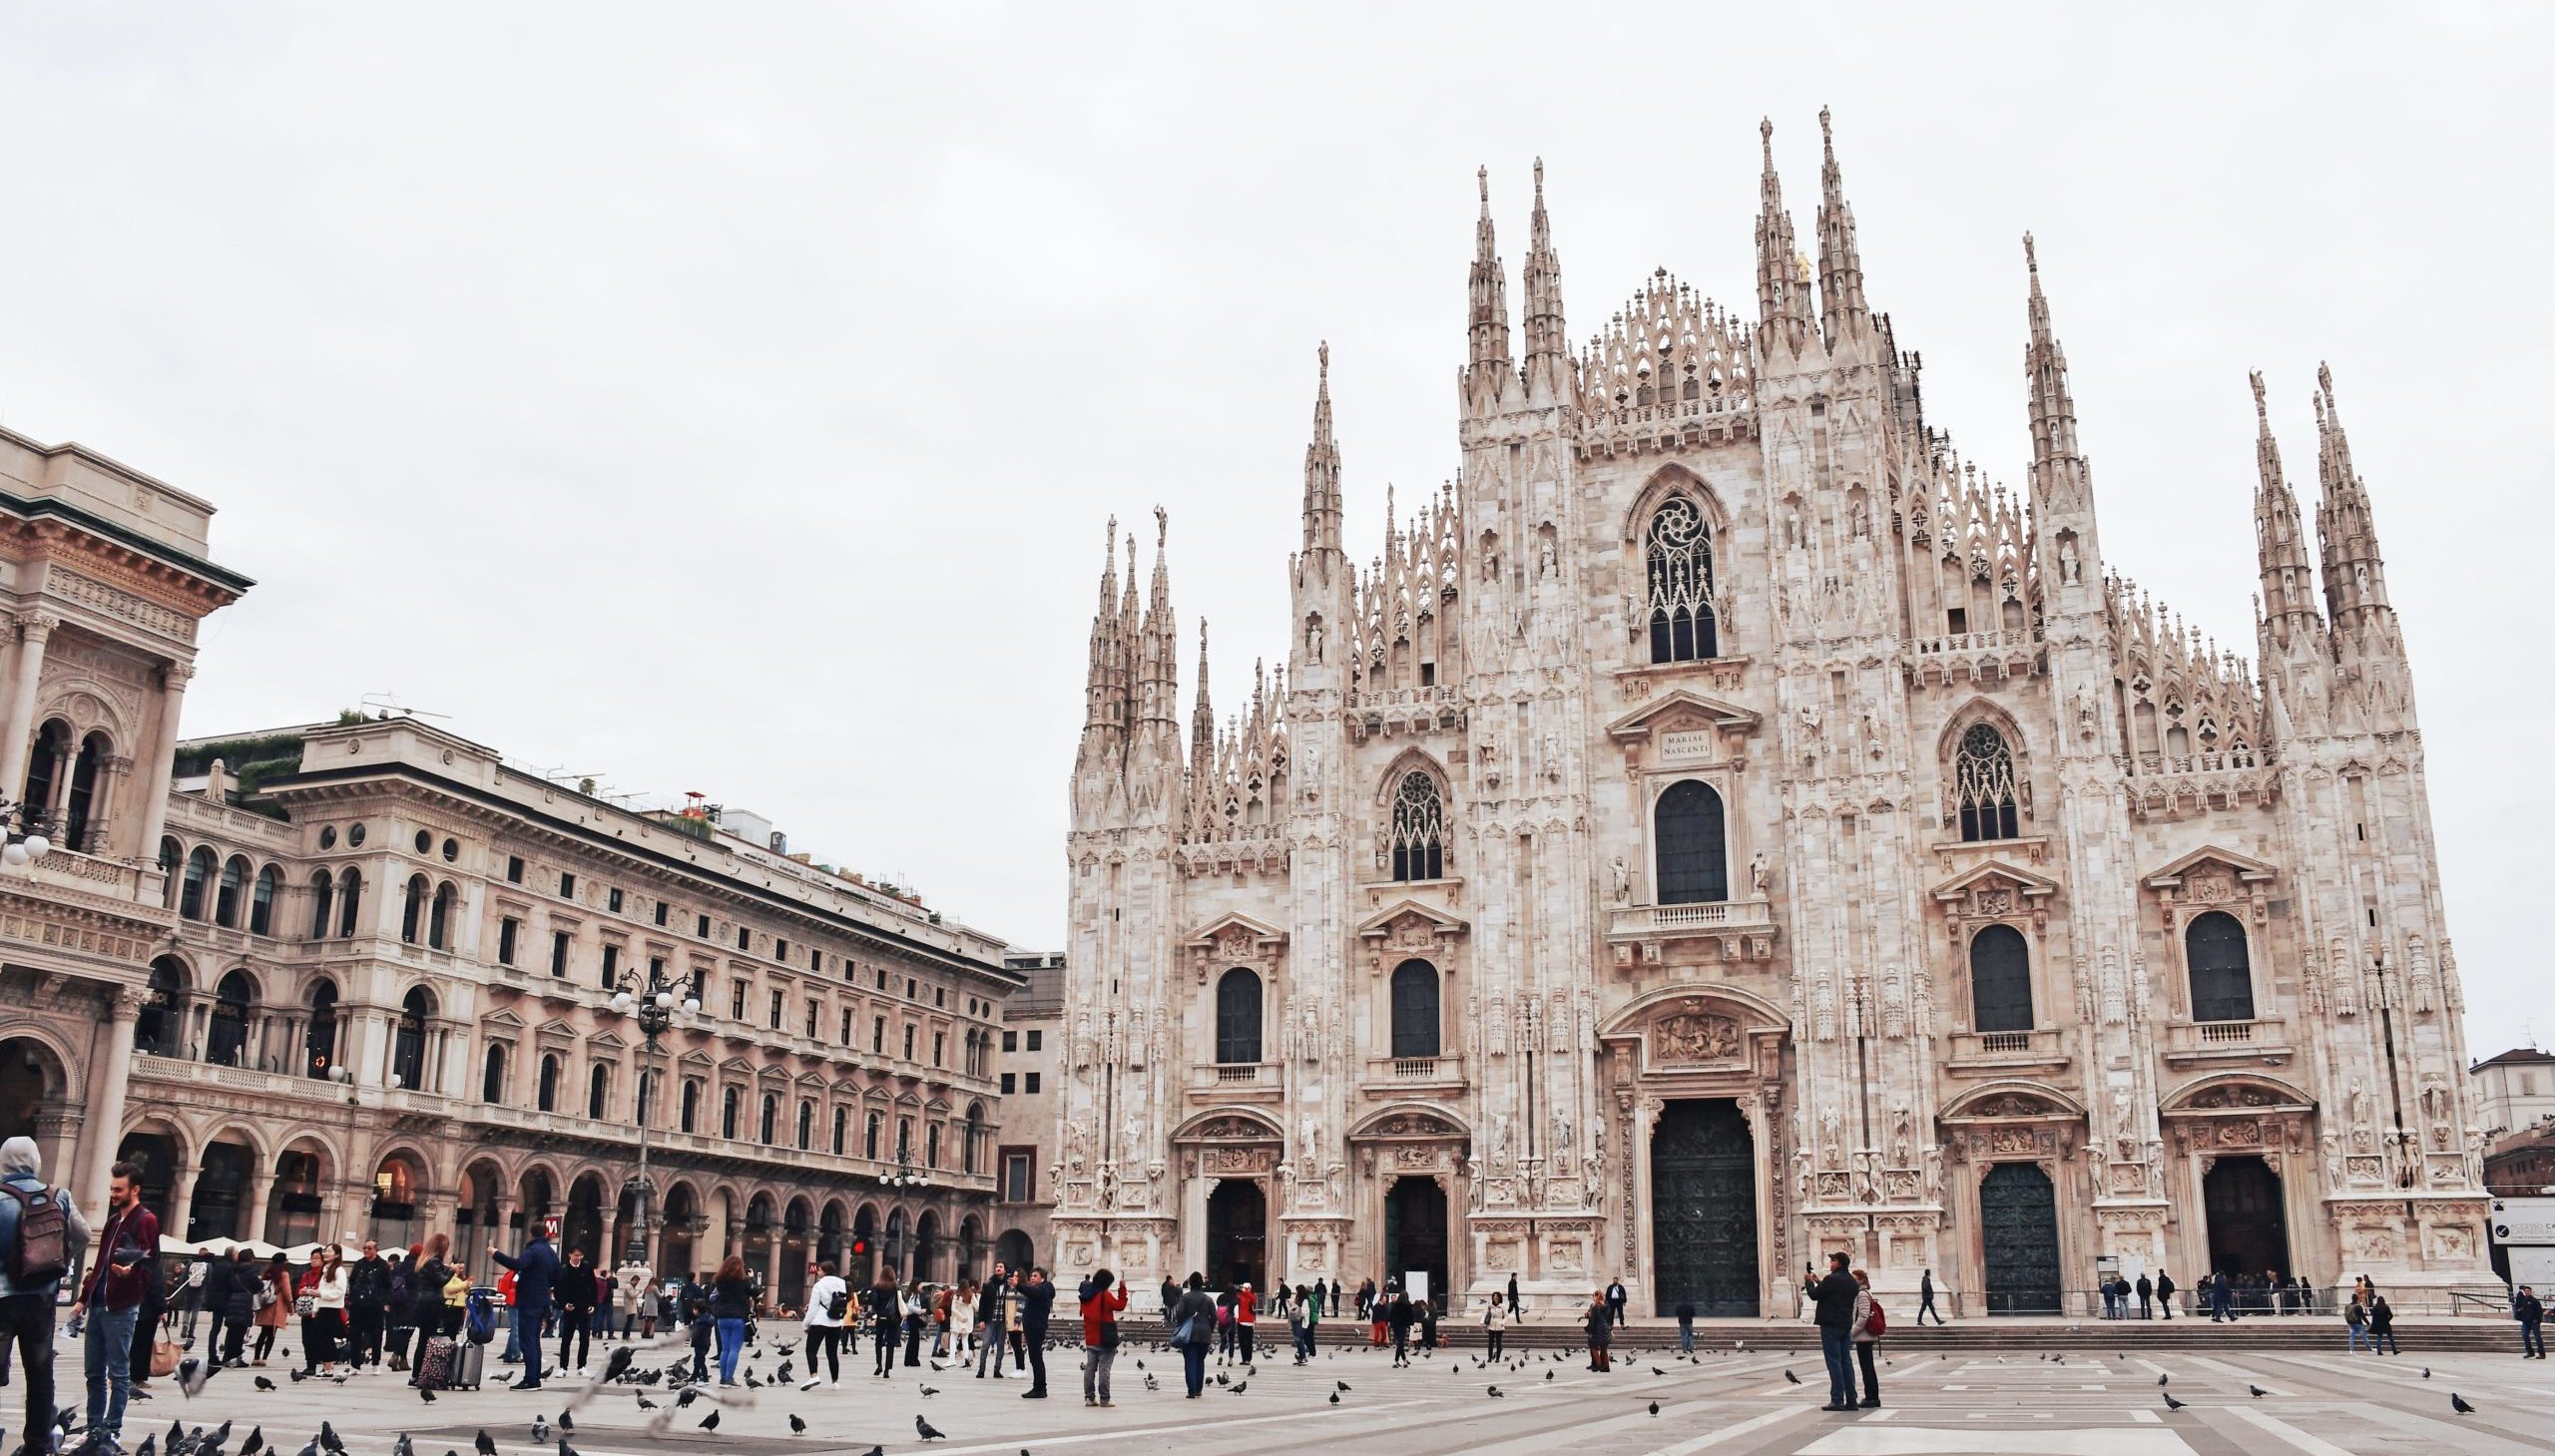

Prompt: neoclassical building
xmin=1054 ymin=114 xmax=2490 ymax=1314
xmin=0 ymin=426 xmax=1034 ymax=1307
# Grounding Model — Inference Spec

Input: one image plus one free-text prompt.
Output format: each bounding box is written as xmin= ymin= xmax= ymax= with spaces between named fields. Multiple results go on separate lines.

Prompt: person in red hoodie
xmin=1076 ymin=1268 xmax=1128 ymax=1407
xmin=1234 ymin=1281 xmax=1258 ymax=1365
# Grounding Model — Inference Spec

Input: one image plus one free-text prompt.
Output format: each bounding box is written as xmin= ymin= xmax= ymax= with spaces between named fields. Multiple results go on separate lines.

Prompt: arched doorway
xmin=779 ymin=1199 xmax=812 ymax=1309
xmin=816 ymin=1200 xmax=847 ymax=1274
xmin=116 ymin=1130 xmax=179 ymax=1229
xmin=189 ymin=1141 xmax=255 ymax=1241
xmin=2204 ymin=1156 xmax=2291 ymax=1278
xmin=661 ymin=1184 xmax=701 ymax=1276
xmin=851 ymin=1206 xmax=878 ymax=1283
xmin=745 ymin=1194 xmax=777 ymax=1288
xmin=913 ymin=1211 xmax=941 ymax=1286
xmin=457 ymin=1161 xmax=502 ymax=1245
xmin=994 ymin=1228 xmax=1034 ymax=1275
xmin=1383 ymin=1178 xmax=1448 ymax=1306
xmin=1205 ymin=1181 xmax=1267 ymax=1290
xmin=0 ymin=1037 xmax=64 ymax=1148
xmin=563 ymin=1174 xmax=607 ymax=1261
xmin=517 ymin=1168 xmax=556 ymax=1240
xmin=371 ymin=1153 xmax=425 ymax=1247
xmin=1979 ymin=1163 xmax=2062 ymax=1313
xmin=1649 ymin=1099 xmax=1760 ymax=1316
xmin=267 ymin=1147 xmax=324 ymax=1247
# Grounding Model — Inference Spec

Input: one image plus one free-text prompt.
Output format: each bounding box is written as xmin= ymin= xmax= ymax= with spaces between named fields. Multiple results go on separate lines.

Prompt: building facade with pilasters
xmin=1053 ymin=114 xmax=2493 ymax=1315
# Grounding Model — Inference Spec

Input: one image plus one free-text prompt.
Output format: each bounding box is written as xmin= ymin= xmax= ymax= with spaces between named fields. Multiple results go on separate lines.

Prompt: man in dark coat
xmin=2135 ymin=1272 xmax=2155 ymax=1319
xmin=1604 ymin=1277 xmax=1628 ymax=1329
xmin=346 ymin=1240 xmax=392 ymax=1369
xmin=1805 ymin=1251 xmax=1860 ymax=1412
xmin=1016 ymin=1266 xmax=1054 ymax=1397
xmin=2155 ymin=1268 xmax=2176 ymax=1320
xmin=489 ymin=1226 xmax=560 ymax=1390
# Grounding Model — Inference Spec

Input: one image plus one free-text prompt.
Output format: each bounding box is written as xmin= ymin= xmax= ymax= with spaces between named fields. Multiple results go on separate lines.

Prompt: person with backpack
xmin=70 ymin=1160 xmax=156 ymax=1441
xmin=0 ymin=1136 xmax=87 ymax=1456
xmin=867 ymin=1266 xmax=903 ymax=1379
xmin=2154 ymin=1268 xmax=2176 ymax=1320
xmin=1850 ymin=1267 xmax=1884 ymax=1408
xmin=803 ymin=1260 xmax=847 ymax=1388
xmin=2343 ymin=1287 xmax=2370 ymax=1353
xmin=1170 ymin=1272 xmax=1216 ymax=1398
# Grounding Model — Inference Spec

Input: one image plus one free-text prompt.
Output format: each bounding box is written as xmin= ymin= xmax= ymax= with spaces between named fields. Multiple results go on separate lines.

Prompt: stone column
xmin=79 ymin=987 xmax=146 ymax=1212
xmin=0 ymin=614 xmax=58 ymax=801
xmin=247 ymin=1169 xmax=276 ymax=1242
xmin=166 ymin=1157 xmax=200 ymax=1244
xmin=88 ymin=754 xmax=131 ymax=855
xmin=131 ymin=662 xmax=192 ymax=859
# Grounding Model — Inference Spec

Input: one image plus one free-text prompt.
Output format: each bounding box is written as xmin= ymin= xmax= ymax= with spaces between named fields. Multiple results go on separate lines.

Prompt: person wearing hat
xmin=1235 ymin=1280 xmax=1258 ymax=1365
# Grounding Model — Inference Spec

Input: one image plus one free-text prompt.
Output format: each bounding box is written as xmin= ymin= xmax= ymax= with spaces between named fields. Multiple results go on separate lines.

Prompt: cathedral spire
xmin=1814 ymin=106 xmax=1869 ymax=345
xmin=2251 ymin=371 xmax=2320 ymax=651
xmin=2312 ymin=362 xmax=2394 ymax=634
xmin=1302 ymin=342 xmax=1343 ymax=559
xmin=1754 ymin=118 xmax=1812 ymax=353
xmin=1467 ymin=167 xmax=1511 ymax=373
xmin=1082 ymin=516 xmax=1125 ymax=741
xmin=1137 ymin=506 xmax=1181 ymax=742
xmin=2022 ymin=235 xmax=2103 ymax=610
xmin=1520 ymin=158 xmax=1571 ymax=400
xmin=1190 ymin=619 xmax=1215 ymax=766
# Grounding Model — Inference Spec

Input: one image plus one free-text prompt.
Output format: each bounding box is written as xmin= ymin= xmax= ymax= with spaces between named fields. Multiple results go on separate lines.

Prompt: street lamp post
xmin=611 ymin=962 xmax=699 ymax=1267
xmin=880 ymin=1144 xmax=928 ymax=1272
xmin=0 ymin=797 xmax=56 ymax=868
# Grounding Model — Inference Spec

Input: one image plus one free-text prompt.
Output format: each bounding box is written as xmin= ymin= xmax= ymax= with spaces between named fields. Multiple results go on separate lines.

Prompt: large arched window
xmin=1955 ymin=724 xmax=2020 ymax=842
xmin=392 ymin=987 xmax=432 ymax=1090
xmin=216 ymin=855 xmax=250 ymax=928
xmin=864 ymin=1110 xmax=882 ymax=1160
xmin=760 ymin=1093 xmax=778 ymax=1145
xmin=963 ymin=1102 xmax=985 ymax=1175
xmin=308 ymin=870 xmax=334 ymax=939
xmin=721 ymin=1086 xmax=741 ymax=1140
xmin=400 ymin=874 xmax=428 ymax=944
xmin=1385 ymin=771 xmax=1444 ymax=882
xmin=335 ymin=868 xmax=362 ymax=938
xmin=181 ymin=847 xmax=217 ymax=921
xmin=138 ymin=957 xmax=188 ymax=1057
xmin=1645 ymin=494 xmax=1718 ymax=663
xmin=2184 ymin=910 xmax=2256 ymax=1023
xmin=680 ymin=1080 xmax=701 ymax=1134
xmin=537 ymin=1054 xmax=561 ymax=1112
xmin=250 ymin=865 xmax=278 ymax=936
xmin=797 ymin=1100 xmax=814 ymax=1151
xmin=304 ymin=982 xmax=340 ymax=1078
xmin=208 ymin=969 xmax=255 ymax=1067
xmin=160 ymin=837 xmax=183 ymax=910
xmin=590 ymin=1064 xmax=612 ymax=1120
xmin=20 ymin=722 xmax=68 ymax=828
xmin=1215 ymin=968 xmax=1264 ymax=1065
xmin=428 ymin=881 xmax=456 ymax=951
xmin=1968 ymin=924 xmax=2034 ymax=1034
xmin=482 ymin=1044 xmax=508 ymax=1103
xmin=1654 ymin=780 xmax=1729 ymax=905
xmin=1389 ymin=959 xmax=1441 ymax=1059
xmin=64 ymin=732 xmax=107 ymax=850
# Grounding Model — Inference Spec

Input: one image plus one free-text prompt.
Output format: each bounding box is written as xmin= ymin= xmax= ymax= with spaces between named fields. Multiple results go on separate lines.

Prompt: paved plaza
xmin=62 ymin=1331 xmax=2555 ymax=1456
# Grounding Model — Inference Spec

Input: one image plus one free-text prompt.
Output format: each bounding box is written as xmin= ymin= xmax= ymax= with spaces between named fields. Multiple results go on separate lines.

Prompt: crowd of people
xmin=12 ymin=1133 xmax=2555 ymax=1452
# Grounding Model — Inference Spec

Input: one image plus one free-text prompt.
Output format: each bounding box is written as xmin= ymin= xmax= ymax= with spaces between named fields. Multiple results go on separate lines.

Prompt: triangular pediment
xmin=1606 ymin=689 xmax=1762 ymax=741
xmin=1355 ymin=898 xmax=1471 ymax=940
xmin=535 ymin=1018 xmax=578 ymax=1042
xmin=1184 ymin=911 xmax=1288 ymax=951
xmin=676 ymin=1049 xmax=714 ymax=1070
xmin=586 ymin=1030 xmax=628 ymax=1053
xmin=2144 ymin=843 xmax=2280 ymax=889
xmin=1928 ymin=858 xmax=2061 ymax=903
xmin=481 ymin=1008 xmax=526 ymax=1033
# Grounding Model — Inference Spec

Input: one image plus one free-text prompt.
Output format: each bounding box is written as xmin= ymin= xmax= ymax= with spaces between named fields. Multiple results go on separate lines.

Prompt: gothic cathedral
xmin=1054 ymin=113 xmax=2488 ymax=1315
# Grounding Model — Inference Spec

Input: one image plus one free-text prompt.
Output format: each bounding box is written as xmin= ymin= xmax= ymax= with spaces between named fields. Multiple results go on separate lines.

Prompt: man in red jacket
xmin=1234 ymin=1282 xmax=1258 ymax=1365
xmin=68 ymin=1163 xmax=158 ymax=1440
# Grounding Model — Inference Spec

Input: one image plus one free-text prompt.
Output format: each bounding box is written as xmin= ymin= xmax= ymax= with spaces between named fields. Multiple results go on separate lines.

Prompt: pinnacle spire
xmin=1814 ymin=105 xmax=1869 ymax=344
xmin=2023 ymin=233 xmax=2081 ymax=465
xmin=2251 ymin=370 xmax=2319 ymax=648
xmin=2313 ymin=362 xmax=2392 ymax=631
xmin=1755 ymin=118 xmax=1811 ymax=347
xmin=1521 ymin=158 xmax=1569 ymax=396
xmin=1190 ymin=619 xmax=1215 ymax=765
xmin=1468 ymin=166 xmax=1511 ymax=372
xmin=1302 ymin=342 xmax=1343 ymax=558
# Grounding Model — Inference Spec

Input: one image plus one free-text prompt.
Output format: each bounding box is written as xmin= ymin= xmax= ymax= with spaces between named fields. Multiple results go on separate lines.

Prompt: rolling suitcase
xmin=454 ymin=1339 xmax=487 ymax=1390
xmin=411 ymin=1335 xmax=458 ymax=1391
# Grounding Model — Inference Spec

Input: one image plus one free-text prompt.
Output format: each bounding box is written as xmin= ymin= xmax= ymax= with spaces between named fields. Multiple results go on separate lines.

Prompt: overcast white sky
xmin=1 ymin=7 xmax=2546 ymax=1054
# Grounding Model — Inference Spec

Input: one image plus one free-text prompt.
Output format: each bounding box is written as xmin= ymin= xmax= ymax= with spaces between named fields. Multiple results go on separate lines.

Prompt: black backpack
xmin=826 ymin=1285 xmax=849 ymax=1321
xmin=3 ymin=1184 xmax=68 ymax=1286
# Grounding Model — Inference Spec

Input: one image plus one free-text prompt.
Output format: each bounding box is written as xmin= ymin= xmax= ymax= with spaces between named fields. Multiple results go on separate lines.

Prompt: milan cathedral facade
xmin=1053 ymin=113 xmax=2489 ymax=1315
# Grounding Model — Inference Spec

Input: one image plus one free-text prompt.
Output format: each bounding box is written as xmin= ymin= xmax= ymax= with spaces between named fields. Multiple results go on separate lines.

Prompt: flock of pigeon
xmin=34 ymin=1327 xmax=2491 ymax=1456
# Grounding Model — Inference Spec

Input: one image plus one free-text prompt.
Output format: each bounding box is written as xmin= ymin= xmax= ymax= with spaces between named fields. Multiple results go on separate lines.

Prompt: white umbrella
xmin=157 ymin=1235 xmax=202 ymax=1255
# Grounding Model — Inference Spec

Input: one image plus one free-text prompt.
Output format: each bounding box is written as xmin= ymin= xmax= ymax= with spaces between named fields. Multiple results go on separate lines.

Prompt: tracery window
xmin=1384 ymin=771 xmax=1444 ymax=881
xmin=1645 ymin=494 xmax=1719 ymax=663
xmin=1954 ymin=724 xmax=2020 ymax=842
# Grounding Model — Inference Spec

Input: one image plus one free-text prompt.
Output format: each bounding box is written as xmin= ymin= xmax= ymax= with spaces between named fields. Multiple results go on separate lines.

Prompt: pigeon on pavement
xmin=2452 ymin=1393 xmax=2476 ymax=1414
xmin=915 ymin=1414 xmax=945 ymax=1441
xmin=2164 ymin=1393 xmax=2187 ymax=1411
